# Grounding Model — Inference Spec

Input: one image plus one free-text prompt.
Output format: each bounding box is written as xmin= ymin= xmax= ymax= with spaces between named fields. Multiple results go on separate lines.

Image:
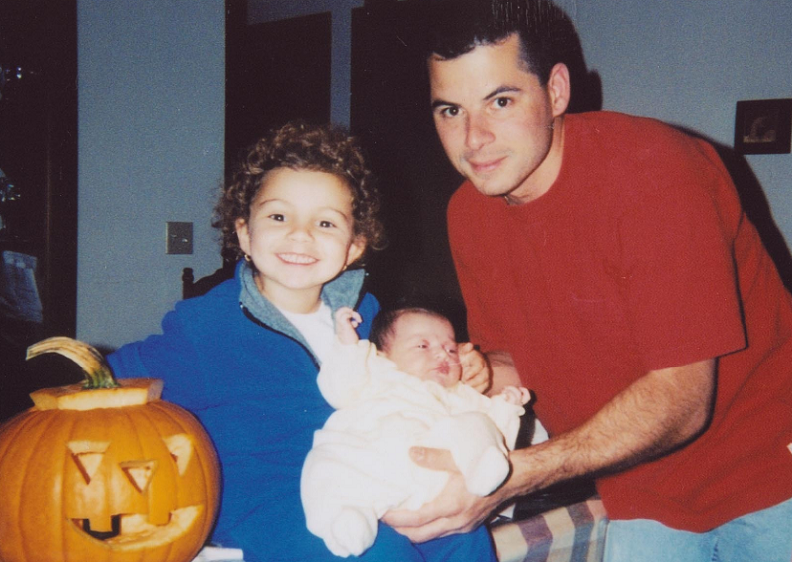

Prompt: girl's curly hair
xmin=213 ymin=121 xmax=386 ymax=264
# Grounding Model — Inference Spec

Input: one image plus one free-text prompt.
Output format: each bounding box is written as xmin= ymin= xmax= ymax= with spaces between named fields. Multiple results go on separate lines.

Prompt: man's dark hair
xmin=425 ymin=0 xmax=584 ymax=87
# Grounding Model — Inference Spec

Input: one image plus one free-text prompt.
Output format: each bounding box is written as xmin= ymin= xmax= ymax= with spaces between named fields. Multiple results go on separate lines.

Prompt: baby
xmin=301 ymin=305 xmax=531 ymax=557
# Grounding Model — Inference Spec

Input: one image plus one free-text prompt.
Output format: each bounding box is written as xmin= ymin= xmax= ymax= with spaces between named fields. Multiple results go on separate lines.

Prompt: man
xmin=383 ymin=1 xmax=792 ymax=560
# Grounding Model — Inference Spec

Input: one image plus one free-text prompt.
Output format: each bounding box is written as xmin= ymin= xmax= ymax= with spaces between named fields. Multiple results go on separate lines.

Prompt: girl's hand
xmin=334 ymin=307 xmax=362 ymax=345
xmin=459 ymin=343 xmax=492 ymax=394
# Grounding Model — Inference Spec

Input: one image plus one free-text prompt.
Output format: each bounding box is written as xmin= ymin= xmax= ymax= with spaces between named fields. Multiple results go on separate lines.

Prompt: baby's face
xmin=383 ymin=312 xmax=462 ymax=388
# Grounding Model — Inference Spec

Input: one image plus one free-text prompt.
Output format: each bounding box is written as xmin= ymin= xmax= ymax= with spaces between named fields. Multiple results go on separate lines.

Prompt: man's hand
xmin=459 ymin=343 xmax=492 ymax=393
xmin=381 ymin=447 xmax=506 ymax=542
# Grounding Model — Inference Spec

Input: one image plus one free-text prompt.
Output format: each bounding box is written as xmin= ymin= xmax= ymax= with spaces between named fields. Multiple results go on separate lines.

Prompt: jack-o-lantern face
xmin=0 ymin=338 xmax=221 ymax=562
xmin=65 ymin=432 xmax=205 ymax=550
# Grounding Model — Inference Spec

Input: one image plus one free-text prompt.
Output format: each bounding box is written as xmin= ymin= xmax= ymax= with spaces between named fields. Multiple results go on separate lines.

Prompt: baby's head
xmin=214 ymin=121 xmax=385 ymax=266
xmin=370 ymin=307 xmax=462 ymax=388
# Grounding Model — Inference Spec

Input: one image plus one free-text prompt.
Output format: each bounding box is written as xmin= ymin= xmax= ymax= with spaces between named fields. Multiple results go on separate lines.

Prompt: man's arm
xmin=383 ymin=357 xmax=716 ymax=541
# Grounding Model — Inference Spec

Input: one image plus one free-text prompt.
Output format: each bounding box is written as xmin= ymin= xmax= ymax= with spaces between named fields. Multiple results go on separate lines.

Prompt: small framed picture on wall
xmin=734 ymin=98 xmax=792 ymax=155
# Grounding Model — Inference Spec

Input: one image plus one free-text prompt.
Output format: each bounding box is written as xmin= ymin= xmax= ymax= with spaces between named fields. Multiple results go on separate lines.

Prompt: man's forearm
xmin=500 ymin=359 xmax=716 ymax=498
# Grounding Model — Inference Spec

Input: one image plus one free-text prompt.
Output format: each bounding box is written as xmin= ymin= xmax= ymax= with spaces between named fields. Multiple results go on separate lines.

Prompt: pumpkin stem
xmin=26 ymin=337 xmax=120 ymax=389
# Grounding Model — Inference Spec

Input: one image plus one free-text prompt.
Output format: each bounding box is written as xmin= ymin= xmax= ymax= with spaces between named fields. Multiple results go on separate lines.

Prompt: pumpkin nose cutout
xmin=120 ymin=460 xmax=157 ymax=494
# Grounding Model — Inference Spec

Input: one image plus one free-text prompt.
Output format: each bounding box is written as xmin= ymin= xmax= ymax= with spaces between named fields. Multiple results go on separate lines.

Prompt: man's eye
xmin=494 ymin=97 xmax=511 ymax=109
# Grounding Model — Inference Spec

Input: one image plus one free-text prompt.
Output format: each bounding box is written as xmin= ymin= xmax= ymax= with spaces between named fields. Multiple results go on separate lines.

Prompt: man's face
xmin=428 ymin=34 xmax=568 ymax=204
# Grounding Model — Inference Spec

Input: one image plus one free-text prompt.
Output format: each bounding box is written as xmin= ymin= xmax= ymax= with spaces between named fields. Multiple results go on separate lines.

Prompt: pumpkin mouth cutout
xmin=70 ymin=505 xmax=203 ymax=550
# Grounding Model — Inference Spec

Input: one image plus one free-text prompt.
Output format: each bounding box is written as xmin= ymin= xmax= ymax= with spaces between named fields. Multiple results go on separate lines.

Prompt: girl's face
xmin=235 ymin=167 xmax=365 ymax=313
xmin=384 ymin=312 xmax=462 ymax=388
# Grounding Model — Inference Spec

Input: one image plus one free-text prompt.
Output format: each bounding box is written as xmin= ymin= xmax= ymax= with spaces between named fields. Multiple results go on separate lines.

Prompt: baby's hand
xmin=335 ymin=307 xmax=362 ymax=345
xmin=459 ymin=343 xmax=492 ymax=394
xmin=498 ymin=386 xmax=532 ymax=406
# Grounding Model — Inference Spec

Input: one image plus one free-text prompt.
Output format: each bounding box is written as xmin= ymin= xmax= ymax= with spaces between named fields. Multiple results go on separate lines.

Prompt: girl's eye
xmin=318 ymin=220 xmax=335 ymax=228
xmin=268 ymin=214 xmax=285 ymax=222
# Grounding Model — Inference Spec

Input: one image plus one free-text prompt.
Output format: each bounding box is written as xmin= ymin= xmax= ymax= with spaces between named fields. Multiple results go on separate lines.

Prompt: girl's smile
xmin=277 ymin=252 xmax=319 ymax=265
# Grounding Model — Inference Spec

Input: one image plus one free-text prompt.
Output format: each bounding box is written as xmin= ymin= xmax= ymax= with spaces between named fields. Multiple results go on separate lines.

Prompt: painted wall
xmin=572 ymin=0 xmax=792 ymax=243
xmin=75 ymin=0 xmax=791 ymax=348
xmin=76 ymin=1 xmax=225 ymax=348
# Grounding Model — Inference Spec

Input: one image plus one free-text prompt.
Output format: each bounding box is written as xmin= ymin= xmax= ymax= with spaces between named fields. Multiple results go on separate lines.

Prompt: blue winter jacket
xmin=108 ymin=260 xmax=379 ymax=560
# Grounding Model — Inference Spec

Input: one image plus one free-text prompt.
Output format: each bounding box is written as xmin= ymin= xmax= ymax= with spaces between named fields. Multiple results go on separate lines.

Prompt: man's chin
xmin=466 ymin=177 xmax=513 ymax=199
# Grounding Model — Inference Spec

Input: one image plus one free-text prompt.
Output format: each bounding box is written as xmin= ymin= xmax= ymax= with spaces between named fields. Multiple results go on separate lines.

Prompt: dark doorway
xmin=225 ymin=0 xmax=332 ymax=173
xmin=0 ymin=0 xmax=78 ymax=421
xmin=351 ymin=2 xmax=467 ymax=329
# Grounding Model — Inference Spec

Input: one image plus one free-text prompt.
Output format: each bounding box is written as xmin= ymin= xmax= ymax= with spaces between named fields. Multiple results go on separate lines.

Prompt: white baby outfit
xmin=301 ymin=339 xmax=526 ymax=557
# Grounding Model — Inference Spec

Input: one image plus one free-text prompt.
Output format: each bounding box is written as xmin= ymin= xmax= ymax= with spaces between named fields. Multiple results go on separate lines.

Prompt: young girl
xmin=108 ymin=122 xmax=495 ymax=562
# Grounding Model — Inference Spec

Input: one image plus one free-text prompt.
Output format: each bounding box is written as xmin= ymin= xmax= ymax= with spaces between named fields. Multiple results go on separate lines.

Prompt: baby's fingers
xmin=348 ymin=311 xmax=363 ymax=327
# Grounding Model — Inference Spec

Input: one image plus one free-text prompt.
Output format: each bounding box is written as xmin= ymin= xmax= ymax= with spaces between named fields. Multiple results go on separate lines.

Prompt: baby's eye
xmin=416 ymin=343 xmax=429 ymax=350
xmin=446 ymin=347 xmax=459 ymax=356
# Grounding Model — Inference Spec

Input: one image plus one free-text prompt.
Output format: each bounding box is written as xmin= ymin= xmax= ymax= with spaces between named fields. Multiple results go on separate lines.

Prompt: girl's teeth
xmin=281 ymin=253 xmax=315 ymax=264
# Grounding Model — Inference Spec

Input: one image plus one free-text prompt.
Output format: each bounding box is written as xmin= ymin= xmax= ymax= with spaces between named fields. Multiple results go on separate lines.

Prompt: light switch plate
xmin=166 ymin=221 xmax=193 ymax=254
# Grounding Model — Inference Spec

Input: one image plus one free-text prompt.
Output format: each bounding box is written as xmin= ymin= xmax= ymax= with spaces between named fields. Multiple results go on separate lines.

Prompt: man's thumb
xmin=409 ymin=447 xmax=458 ymax=472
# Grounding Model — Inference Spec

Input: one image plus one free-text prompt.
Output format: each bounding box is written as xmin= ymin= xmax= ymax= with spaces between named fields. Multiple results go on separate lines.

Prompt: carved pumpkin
xmin=0 ymin=338 xmax=221 ymax=562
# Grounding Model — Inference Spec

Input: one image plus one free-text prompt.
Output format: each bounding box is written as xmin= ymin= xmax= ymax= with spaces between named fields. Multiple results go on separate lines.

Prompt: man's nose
xmin=465 ymin=113 xmax=495 ymax=150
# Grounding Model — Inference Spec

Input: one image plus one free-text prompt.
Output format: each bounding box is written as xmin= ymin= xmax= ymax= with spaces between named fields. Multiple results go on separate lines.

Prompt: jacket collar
xmin=237 ymin=260 xmax=366 ymax=357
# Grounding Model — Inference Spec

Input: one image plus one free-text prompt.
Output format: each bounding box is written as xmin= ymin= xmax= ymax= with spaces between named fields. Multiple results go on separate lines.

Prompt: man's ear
xmin=547 ymin=62 xmax=571 ymax=118
xmin=235 ymin=218 xmax=251 ymax=256
xmin=346 ymin=236 xmax=367 ymax=267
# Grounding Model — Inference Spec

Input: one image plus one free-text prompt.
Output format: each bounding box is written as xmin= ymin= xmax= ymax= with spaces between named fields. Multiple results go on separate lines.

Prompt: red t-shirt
xmin=448 ymin=111 xmax=792 ymax=531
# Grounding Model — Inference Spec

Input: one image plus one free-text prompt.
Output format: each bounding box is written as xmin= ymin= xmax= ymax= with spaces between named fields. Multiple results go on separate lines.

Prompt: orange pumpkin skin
xmin=0 ymin=349 xmax=220 ymax=562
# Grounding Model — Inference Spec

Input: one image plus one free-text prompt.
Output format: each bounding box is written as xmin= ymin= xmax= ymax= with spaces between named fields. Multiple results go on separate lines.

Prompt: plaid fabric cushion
xmin=491 ymin=498 xmax=608 ymax=562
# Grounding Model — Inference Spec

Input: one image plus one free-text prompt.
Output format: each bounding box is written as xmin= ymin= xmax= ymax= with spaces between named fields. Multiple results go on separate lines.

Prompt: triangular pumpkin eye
xmin=120 ymin=460 xmax=158 ymax=493
xmin=68 ymin=441 xmax=110 ymax=484
xmin=163 ymin=434 xmax=193 ymax=475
